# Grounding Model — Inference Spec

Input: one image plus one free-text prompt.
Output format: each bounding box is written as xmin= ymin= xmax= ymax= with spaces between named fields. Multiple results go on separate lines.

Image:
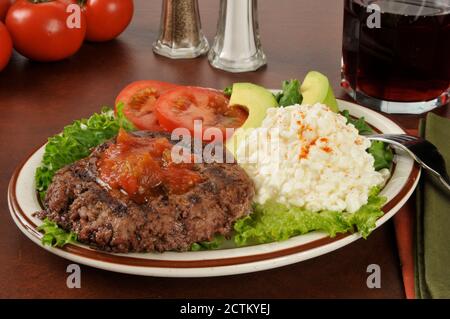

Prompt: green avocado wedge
xmin=226 ymin=83 xmax=278 ymax=156
xmin=300 ymin=71 xmax=339 ymax=112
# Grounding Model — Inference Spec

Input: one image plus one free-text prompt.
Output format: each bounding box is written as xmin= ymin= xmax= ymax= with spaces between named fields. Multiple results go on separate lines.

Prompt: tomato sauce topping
xmin=98 ymin=129 xmax=203 ymax=203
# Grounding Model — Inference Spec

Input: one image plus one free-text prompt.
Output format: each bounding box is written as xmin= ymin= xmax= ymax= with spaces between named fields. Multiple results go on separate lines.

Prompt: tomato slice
xmin=115 ymin=80 xmax=179 ymax=131
xmin=154 ymin=86 xmax=248 ymax=140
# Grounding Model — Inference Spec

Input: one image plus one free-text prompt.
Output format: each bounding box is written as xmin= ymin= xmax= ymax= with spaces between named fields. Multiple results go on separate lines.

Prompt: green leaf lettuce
xmin=37 ymin=218 xmax=77 ymax=248
xmin=35 ymin=104 xmax=134 ymax=200
xmin=234 ymin=187 xmax=386 ymax=246
xmin=340 ymin=109 xmax=394 ymax=171
xmin=190 ymin=236 xmax=225 ymax=251
xmin=275 ymin=79 xmax=303 ymax=106
xmin=340 ymin=109 xmax=374 ymax=135
xmin=368 ymin=140 xmax=394 ymax=171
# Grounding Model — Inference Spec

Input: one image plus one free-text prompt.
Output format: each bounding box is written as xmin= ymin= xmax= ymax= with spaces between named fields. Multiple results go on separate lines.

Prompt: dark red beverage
xmin=342 ymin=0 xmax=450 ymax=112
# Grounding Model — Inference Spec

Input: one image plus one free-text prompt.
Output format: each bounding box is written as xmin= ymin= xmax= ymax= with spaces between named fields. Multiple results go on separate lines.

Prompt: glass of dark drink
xmin=342 ymin=0 xmax=450 ymax=114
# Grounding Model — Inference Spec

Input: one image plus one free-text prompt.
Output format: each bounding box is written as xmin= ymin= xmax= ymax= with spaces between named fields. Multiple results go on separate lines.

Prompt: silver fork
xmin=367 ymin=134 xmax=450 ymax=192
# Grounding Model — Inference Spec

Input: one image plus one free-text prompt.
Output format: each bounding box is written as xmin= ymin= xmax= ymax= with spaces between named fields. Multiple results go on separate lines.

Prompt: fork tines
xmin=386 ymin=134 xmax=420 ymax=142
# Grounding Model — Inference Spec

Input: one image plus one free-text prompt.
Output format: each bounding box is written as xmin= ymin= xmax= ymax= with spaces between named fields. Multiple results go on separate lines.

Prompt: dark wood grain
xmin=0 ymin=0 xmax=447 ymax=299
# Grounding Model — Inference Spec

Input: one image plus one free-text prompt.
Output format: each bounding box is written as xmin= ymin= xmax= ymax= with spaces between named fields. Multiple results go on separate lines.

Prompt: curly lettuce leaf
xmin=345 ymin=186 xmax=386 ymax=238
xmin=234 ymin=187 xmax=386 ymax=246
xmin=35 ymin=103 xmax=134 ymax=199
xmin=340 ymin=109 xmax=374 ymax=135
xmin=368 ymin=140 xmax=394 ymax=171
xmin=37 ymin=218 xmax=77 ymax=247
xmin=223 ymin=85 xmax=233 ymax=96
xmin=275 ymin=79 xmax=303 ymax=106
xmin=341 ymin=110 xmax=394 ymax=171
xmin=190 ymin=235 xmax=225 ymax=251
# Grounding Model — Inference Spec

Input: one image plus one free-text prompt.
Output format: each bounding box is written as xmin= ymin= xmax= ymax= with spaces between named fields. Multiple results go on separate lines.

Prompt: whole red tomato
xmin=0 ymin=21 xmax=12 ymax=71
xmin=0 ymin=0 xmax=14 ymax=21
xmin=6 ymin=0 xmax=86 ymax=62
xmin=83 ymin=0 xmax=134 ymax=42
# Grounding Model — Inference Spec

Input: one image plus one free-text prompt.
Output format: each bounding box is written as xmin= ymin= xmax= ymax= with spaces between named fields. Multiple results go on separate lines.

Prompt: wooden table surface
xmin=0 ymin=0 xmax=448 ymax=299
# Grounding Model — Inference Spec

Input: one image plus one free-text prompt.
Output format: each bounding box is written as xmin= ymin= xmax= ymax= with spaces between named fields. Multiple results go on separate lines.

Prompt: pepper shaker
xmin=208 ymin=0 xmax=266 ymax=72
xmin=153 ymin=0 xmax=209 ymax=59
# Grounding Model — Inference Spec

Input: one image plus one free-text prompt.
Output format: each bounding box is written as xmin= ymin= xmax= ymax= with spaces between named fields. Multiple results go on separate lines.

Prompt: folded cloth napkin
xmin=414 ymin=113 xmax=450 ymax=299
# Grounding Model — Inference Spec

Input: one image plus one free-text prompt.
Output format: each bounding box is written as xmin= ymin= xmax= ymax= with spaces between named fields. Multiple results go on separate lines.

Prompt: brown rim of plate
xmin=9 ymin=138 xmax=420 ymax=269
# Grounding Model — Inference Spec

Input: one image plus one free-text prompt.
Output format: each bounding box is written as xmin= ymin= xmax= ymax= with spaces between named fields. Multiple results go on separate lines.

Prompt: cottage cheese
xmin=236 ymin=103 xmax=386 ymax=213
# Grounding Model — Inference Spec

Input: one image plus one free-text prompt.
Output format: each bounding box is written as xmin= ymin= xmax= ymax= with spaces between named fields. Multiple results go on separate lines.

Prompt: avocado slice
xmin=226 ymin=83 xmax=278 ymax=155
xmin=300 ymin=71 xmax=339 ymax=112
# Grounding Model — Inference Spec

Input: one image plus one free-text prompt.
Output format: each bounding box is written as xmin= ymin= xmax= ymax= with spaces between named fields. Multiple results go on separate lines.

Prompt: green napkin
xmin=415 ymin=113 xmax=450 ymax=299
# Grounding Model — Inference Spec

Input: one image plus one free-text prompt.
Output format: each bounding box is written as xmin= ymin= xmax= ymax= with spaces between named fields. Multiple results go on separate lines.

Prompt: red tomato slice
xmin=155 ymin=86 xmax=248 ymax=140
xmin=115 ymin=80 xmax=178 ymax=131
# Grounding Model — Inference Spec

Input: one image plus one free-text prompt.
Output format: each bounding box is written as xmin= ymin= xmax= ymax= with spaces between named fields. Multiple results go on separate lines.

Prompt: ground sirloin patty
xmin=40 ymin=131 xmax=255 ymax=253
xmin=237 ymin=103 xmax=385 ymax=213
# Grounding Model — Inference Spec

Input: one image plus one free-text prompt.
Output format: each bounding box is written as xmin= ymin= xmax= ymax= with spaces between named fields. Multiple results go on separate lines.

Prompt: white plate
xmin=8 ymin=99 xmax=420 ymax=277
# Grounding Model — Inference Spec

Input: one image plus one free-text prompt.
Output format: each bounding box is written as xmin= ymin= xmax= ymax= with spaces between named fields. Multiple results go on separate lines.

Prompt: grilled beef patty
xmin=40 ymin=131 xmax=255 ymax=253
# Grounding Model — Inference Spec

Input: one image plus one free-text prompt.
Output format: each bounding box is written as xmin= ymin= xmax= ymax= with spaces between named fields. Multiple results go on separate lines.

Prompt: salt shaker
xmin=153 ymin=0 xmax=209 ymax=59
xmin=208 ymin=0 xmax=266 ymax=72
